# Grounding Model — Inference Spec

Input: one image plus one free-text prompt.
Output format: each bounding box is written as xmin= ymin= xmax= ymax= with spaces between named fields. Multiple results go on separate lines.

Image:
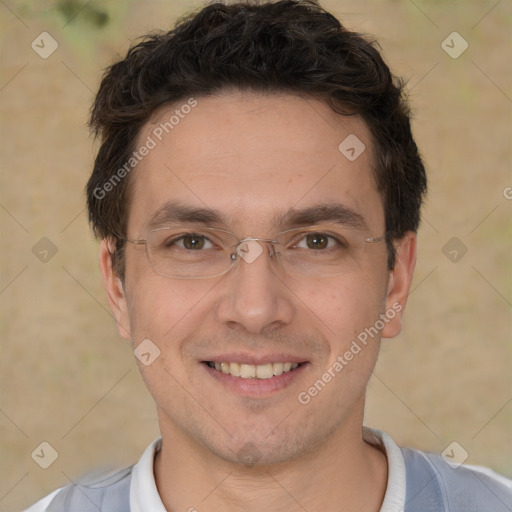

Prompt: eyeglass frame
xmin=120 ymin=224 xmax=388 ymax=280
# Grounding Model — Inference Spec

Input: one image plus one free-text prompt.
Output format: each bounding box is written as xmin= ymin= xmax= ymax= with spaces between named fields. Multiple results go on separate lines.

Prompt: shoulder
xmin=23 ymin=466 xmax=133 ymax=512
xmin=401 ymin=446 xmax=512 ymax=511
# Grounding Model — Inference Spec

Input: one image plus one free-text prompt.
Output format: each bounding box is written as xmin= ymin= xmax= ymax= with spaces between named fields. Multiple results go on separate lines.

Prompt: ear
xmin=381 ymin=231 xmax=417 ymax=339
xmin=98 ymin=239 xmax=132 ymax=340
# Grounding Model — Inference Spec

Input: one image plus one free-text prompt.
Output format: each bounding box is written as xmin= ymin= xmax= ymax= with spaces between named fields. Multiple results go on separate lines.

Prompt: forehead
xmin=128 ymin=92 xmax=383 ymax=234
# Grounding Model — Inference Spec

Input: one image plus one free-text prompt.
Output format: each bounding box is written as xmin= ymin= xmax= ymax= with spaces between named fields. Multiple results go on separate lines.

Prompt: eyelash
xmin=165 ymin=234 xmax=214 ymax=249
xmin=165 ymin=232 xmax=346 ymax=250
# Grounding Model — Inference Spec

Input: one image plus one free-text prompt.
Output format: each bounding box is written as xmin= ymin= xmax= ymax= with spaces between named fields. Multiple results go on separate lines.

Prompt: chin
xmin=202 ymin=421 xmax=325 ymax=468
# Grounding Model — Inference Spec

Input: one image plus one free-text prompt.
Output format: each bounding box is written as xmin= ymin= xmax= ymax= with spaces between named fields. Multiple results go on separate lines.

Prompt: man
xmin=26 ymin=1 xmax=512 ymax=510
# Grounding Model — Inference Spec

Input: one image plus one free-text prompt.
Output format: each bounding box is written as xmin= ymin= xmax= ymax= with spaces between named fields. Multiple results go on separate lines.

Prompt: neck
xmin=154 ymin=422 xmax=387 ymax=512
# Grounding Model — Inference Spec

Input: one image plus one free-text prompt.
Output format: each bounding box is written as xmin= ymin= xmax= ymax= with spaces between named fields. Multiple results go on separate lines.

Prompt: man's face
xmin=102 ymin=92 xmax=411 ymax=465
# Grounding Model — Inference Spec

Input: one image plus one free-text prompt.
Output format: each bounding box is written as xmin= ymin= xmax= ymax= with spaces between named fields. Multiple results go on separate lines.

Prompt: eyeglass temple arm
xmin=124 ymin=239 xmax=147 ymax=246
xmin=365 ymin=234 xmax=387 ymax=243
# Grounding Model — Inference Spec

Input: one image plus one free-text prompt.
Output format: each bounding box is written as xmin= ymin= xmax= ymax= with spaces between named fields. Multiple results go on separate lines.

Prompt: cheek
xmin=125 ymin=278 xmax=214 ymax=397
xmin=304 ymin=268 xmax=387 ymax=337
xmin=125 ymin=272 xmax=213 ymax=346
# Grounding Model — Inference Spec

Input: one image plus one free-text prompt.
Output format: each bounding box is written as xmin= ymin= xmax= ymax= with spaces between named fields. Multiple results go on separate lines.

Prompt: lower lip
xmin=202 ymin=363 xmax=308 ymax=397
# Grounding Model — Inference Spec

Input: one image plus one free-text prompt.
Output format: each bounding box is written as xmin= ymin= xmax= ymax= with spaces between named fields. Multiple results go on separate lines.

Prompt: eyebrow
xmin=146 ymin=200 xmax=369 ymax=231
xmin=275 ymin=203 xmax=368 ymax=230
xmin=147 ymin=201 xmax=224 ymax=230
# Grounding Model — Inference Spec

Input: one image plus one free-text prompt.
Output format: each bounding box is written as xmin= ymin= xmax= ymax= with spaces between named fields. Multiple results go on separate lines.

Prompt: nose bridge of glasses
xmin=231 ymin=236 xmax=278 ymax=265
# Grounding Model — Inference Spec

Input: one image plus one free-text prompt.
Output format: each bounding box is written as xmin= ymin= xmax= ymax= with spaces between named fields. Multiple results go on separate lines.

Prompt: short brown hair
xmin=86 ymin=0 xmax=427 ymax=278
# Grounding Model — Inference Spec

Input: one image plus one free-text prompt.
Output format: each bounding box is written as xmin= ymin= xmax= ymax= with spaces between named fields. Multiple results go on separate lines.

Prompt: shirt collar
xmin=363 ymin=427 xmax=407 ymax=512
xmin=130 ymin=427 xmax=406 ymax=511
xmin=130 ymin=436 xmax=166 ymax=512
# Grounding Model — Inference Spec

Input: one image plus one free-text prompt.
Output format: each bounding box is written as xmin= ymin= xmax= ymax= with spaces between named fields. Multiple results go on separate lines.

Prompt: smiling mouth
xmin=204 ymin=361 xmax=303 ymax=379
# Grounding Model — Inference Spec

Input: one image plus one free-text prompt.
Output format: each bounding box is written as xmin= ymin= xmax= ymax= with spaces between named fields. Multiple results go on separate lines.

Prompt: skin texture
xmin=99 ymin=92 xmax=417 ymax=511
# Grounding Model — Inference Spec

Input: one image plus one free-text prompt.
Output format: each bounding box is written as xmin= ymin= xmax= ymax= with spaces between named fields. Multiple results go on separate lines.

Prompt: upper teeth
xmin=209 ymin=362 xmax=299 ymax=379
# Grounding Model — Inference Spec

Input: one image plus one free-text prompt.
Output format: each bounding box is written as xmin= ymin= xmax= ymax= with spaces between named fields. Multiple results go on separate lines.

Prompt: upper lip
xmin=202 ymin=353 xmax=308 ymax=365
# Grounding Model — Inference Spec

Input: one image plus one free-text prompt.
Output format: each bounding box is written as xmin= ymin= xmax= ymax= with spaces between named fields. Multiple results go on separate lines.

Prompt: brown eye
xmin=305 ymin=233 xmax=329 ymax=250
xmin=182 ymin=234 xmax=206 ymax=250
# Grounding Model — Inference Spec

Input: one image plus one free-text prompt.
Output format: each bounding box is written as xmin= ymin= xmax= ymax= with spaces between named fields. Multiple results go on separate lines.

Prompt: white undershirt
xmin=130 ymin=427 xmax=407 ymax=512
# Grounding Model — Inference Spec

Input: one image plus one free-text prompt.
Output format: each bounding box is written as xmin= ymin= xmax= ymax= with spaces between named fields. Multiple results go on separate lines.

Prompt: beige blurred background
xmin=0 ymin=0 xmax=511 ymax=510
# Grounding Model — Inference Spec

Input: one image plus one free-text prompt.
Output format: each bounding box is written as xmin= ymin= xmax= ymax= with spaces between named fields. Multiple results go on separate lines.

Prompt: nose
xmin=216 ymin=239 xmax=294 ymax=334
